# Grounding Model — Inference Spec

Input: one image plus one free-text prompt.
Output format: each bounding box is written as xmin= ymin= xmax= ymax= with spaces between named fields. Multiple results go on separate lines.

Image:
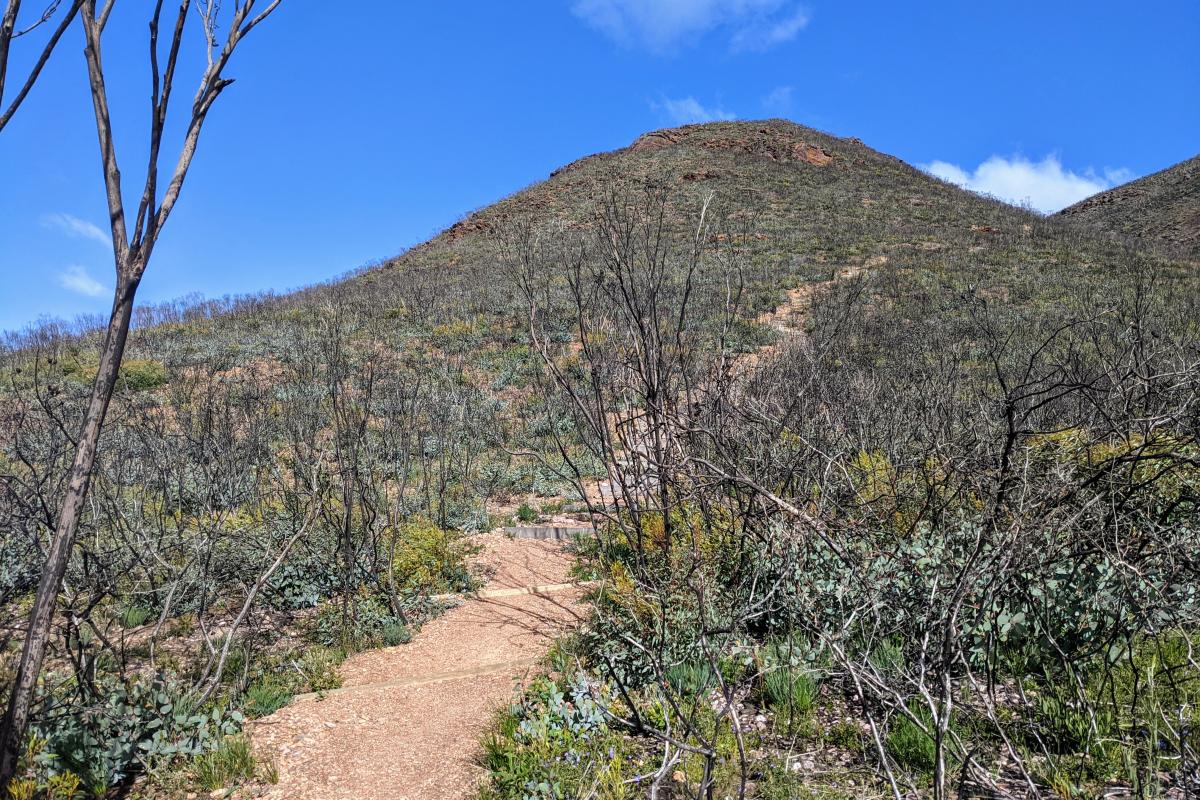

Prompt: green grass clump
xmin=118 ymin=604 xmax=153 ymax=628
xmin=299 ymin=647 xmax=345 ymax=693
xmin=886 ymin=703 xmax=937 ymax=775
xmin=761 ymin=637 xmax=823 ymax=721
xmin=191 ymin=734 xmax=259 ymax=791
xmin=665 ymin=660 xmax=716 ymax=697
xmin=763 ymin=667 xmax=819 ymax=716
xmin=243 ymin=678 xmax=293 ymax=719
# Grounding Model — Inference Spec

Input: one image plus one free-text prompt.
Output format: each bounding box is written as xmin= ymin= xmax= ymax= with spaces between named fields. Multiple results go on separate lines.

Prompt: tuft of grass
xmin=665 ymin=660 xmax=716 ymax=697
xmin=243 ymin=678 xmax=293 ymax=718
xmin=299 ymin=647 xmax=345 ymax=693
xmin=191 ymin=734 xmax=258 ymax=791
xmin=382 ymin=621 xmax=412 ymax=646
xmin=118 ymin=605 xmax=153 ymax=629
xmin=763 ymin=667 xmax=819 ymax=716
xmin=886 ymin=703 xmax=937 ymax=776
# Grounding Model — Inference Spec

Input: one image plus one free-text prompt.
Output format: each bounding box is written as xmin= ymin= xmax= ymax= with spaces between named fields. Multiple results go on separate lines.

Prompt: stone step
xmin=292 ymin=657 xmax=542 ymax=700
xmin=504 ymin=525 xmax=595 ymax=541
xmin=431 ymin=580 xmax=593 ymax=602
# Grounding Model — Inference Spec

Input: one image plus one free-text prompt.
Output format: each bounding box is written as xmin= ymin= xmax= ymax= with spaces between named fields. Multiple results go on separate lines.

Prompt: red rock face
xmin=630 ymin=129 xmax=688 ymax=151
xmin=445 ymin=216 xmax=493 ymax=240
xmin=790 ymin=142 xmax=835 ymax=166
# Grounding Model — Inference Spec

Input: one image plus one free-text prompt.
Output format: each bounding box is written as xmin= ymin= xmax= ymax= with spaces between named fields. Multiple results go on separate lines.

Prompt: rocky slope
xmin=1056 ymin=153 xmax=1200 ymax=257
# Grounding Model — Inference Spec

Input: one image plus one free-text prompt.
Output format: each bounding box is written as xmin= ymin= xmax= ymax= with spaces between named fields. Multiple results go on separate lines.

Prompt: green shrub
xmin=389 ymin=517 xmax=479 ymax=594
xmin=517 ymin=503 xmax=537 ymax=523
xmin=826 ymin=720 xmax=864 ymax=751
xmin=26 ymin=674 xmax=243 ymax=793
xmin=311 ymin=591 xmax=409 ymax=651
xmin=478 ymin=673 xmax=627 ymax=799
xmin=67 ymin=358 xmax=169 ymax=392
xmin=265 ymin=559 xmax=339 ymax=610
xmin=116 ymin=359 xmax=169 ymax=391
xmin=382 ymin=621 xmax=413 ymax=646
xmin=5 ymin=736 xmax=85 ymax=800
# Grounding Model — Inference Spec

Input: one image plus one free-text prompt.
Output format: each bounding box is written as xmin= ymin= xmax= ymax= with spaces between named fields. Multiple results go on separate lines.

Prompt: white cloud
xmin=573 ymin=0 xmax=807 ymax=52
xmin=57 ymin=265 xmax=108 ymax=298
xmin=922 ymin=155 xmax=1131 ymax=214
xmin=730 ymin=7 xmax=809 ymax=51
xmin=762 ymin=85 xmax=794 ymax=114
xmin=653 ymin=96 xmax=736 ymax=125
xmin=41 ymin=213 xmax=110 ymax=246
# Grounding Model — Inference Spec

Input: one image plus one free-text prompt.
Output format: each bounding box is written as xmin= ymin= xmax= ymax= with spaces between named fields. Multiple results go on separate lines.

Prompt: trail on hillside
xmin=246 ymin=260 xmax=881 ymax=800
xmin=249 ymin=534 xmax=585 ymax=800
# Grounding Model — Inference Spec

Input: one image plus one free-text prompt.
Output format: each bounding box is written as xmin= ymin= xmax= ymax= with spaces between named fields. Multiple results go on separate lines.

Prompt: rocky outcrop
xmin=632 ymin=125 xmax=836 ymax=167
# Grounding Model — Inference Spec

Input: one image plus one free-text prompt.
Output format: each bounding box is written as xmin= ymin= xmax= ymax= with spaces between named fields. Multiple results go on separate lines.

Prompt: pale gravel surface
xmin=249 ymin=533 xmax=585 ymax=800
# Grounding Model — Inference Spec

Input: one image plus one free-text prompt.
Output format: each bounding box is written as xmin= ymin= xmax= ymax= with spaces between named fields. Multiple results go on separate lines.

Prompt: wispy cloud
xmin=922 ymin=155 xmax=1133 ymax=214
xmin=730 ymin=6 xmax=808 ymax=51
xmin=653 ymin=96 xmax=736 ymax=125
xmin=761 ymin=85 xmax=795 ymax=114
xmin=41 ymin=213 xmax=110 ymax=246
xmin=57 ymin=265 xmax=108 ymax=298
xmin=573 ymin=0 xmax=808 ymax=53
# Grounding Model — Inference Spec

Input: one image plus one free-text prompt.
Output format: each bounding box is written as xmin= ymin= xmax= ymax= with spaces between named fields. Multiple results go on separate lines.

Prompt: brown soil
xmin=248 ymin=533 xmax=585 ymax=800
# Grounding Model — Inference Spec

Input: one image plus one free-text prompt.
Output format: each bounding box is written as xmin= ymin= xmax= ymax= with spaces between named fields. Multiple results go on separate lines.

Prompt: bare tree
xmin=0 ymin=0 xmax=81 ymax=132
xmin=0 ymin=0 xmax=282 ymax=785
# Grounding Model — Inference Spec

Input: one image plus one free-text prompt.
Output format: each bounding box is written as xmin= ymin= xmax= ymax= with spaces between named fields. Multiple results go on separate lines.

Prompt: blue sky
xmin=1 ymin=0 xmax=1197 ymax=332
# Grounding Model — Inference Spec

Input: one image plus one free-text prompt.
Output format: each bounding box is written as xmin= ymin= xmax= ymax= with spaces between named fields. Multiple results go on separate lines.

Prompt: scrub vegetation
xmin=3 ymin=120 xmax=1198 ymax=797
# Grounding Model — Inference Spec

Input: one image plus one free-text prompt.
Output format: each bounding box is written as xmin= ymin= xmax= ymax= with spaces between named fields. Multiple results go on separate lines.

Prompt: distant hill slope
xmin=330 ymin=119 xmax=1073 ymax=318
xmin=312 ymin=119 xmax=1190 ymax=340
xmin=1055 ymin=154 xmax=1200 ymax=257
xmin=59 ymin=119 xmax=1198 ymax=412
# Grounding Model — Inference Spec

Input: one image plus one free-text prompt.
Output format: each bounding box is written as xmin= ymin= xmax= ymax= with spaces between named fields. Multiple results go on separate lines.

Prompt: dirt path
xmin=245 ymin=260 xmax=885 ymax=800
xmin=249 ymin=533 xmax=586 ymax=800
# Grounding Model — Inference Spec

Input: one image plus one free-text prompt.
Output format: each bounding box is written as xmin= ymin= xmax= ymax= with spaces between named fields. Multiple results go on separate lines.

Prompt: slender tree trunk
xmin=0 ymin=275 xmax=138 ymax=785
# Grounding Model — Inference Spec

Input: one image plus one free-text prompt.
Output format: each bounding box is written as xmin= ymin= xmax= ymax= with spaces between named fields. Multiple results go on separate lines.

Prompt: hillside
xmin=334 ymin=119 xmax=1197 ymax=318
xmin=4 ymin=120 xmax=1198 ymax=799
xmin=1056 ymin=152 xmax=1200 ymax=256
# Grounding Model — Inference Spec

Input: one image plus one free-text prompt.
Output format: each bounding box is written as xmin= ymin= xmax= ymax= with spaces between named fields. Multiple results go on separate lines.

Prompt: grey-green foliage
xmin=30 ymin=674 xmax=242 ymax=791
xmin=0 ymin=531 xmax=39 ymax=602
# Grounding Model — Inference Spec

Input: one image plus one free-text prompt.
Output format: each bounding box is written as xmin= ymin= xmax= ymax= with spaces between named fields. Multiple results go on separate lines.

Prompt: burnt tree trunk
xmin=0 ymin=273 xmax=139 ymax=782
